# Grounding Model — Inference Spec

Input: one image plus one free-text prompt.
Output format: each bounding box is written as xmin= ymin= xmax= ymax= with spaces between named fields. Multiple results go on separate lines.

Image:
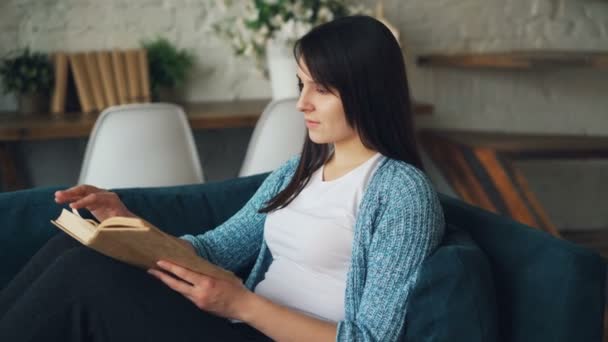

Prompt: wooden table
xmin=418 ymin=129 xmax=608 ymax=236
xmin=0 ymin=100 xmax=433 ymax=191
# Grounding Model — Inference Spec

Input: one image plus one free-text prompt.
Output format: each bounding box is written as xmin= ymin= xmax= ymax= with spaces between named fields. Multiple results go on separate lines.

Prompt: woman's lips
xmin=305 ymin=120 xmax=320 ymax=128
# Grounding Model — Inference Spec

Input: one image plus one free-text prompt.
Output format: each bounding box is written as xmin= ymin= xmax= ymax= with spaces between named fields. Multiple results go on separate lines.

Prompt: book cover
xmin=50 ymin=52 xmax=68 ymax=114
xmin=84 ymin=51 xmax=107 ymax=111
xmin=50 ymin=209 xmax=236 ymax=282
xmin=125 ymin=49 xmax=141 ymax=103
xmin=111 ymin=50 xmax=130 ymax=105
xmin=68 ymin=52 xmax=95 ymax=113
xmin=97 ymin=51 xmax=119 ymax=107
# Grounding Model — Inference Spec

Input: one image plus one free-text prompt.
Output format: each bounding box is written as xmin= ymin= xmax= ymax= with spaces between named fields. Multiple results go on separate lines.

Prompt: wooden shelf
xmin=0 ymin=100 xmax=269 ymax=142
xmin=0 ymin=100 xmax=433 ymax=142
xmin=416 ymin=51 xmax=608 ymax=69
xmin=419 ymin=130 xmax=608 ymax=158
xmin=418 ymin=129 xmax=608 ymax=236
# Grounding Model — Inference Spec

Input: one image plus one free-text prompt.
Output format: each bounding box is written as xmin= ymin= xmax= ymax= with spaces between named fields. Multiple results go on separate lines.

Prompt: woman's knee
xmin=50 ymin=248 xmax=151 ymax=291
xmin=43 ymin=231 xmax=81 ymax=252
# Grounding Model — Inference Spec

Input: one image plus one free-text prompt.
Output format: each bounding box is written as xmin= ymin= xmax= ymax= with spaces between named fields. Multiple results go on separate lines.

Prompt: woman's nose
xmin=296 ymin=92 xmax=312 ymax=113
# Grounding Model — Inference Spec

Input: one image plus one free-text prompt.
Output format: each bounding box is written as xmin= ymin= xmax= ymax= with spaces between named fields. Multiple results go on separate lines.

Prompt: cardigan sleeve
xmin=180 ymin=155 xmax=299 ymax=272
xmin=337 ymin=166 xmax=445 ymax=341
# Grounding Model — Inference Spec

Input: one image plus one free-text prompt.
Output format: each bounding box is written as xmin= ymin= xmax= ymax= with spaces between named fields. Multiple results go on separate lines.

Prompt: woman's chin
xmin=308 ymin=132 xmax=326 ymax=144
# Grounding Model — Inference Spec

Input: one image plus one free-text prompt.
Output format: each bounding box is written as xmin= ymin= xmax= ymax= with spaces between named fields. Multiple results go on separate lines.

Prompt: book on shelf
xmin=84 ymin=51 xmax=107 ymax=111
xmin=50 ymin=52 xmax=69 ymax=114
xmin=112 ymin=49 xmax=130 ymax=105
xmin=137 ymin=48 xmax=151 ymax=102
xmin=97 ymin=50 xmax=119 ymax=108
xmin=51 ymin=208 xmax=236 ymax=282
xmin=124 ymin=49 xmax=141 ymax=103
xmin=68 ymin=52 xmax=95 ymax=113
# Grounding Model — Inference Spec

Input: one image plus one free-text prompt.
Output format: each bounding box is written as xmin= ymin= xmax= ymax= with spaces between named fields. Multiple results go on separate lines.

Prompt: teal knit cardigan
xmin=181 ymin=154 xmax=445 ymax=341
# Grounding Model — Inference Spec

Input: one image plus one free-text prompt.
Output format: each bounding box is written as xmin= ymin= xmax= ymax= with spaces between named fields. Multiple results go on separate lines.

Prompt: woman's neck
xmin=327 ymin=140 xmax=377 ymax=169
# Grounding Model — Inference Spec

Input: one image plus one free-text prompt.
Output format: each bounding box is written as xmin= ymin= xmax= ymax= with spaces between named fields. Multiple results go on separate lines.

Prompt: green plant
xmin=0 ymin=48 xmax=53 ymax=95
xmin=141 ymin=37 xmax=195 ymax=94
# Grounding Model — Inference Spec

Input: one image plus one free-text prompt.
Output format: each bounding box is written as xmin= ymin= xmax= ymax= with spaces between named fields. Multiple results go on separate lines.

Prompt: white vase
xmin=266 ymin=39 xmax=299 ymax=100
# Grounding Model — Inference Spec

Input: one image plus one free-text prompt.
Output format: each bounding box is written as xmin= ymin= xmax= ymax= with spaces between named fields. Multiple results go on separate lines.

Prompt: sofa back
xmin=0 ymin=172 xmax=605 ymax=341
xmin=440 ymin=194 xmax=605 ymax=341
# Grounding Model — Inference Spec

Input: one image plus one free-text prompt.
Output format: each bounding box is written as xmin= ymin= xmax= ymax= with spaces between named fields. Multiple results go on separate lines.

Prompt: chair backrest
xmin=78 ymin=103 xmax=204 ymax=189
xmin=238 ymin=98 xmax=306 ymax=177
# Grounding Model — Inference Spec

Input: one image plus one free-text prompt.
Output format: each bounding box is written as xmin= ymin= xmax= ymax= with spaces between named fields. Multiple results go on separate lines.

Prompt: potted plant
xmin=214 ymin=0 xmax=369 ymax=99
xmin=0 ymin=48 xmax=53 ymax=114
xmin=141 ymin=37 xmax=195 ymax=103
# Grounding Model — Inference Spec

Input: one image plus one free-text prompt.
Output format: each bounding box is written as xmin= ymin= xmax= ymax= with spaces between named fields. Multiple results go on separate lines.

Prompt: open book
xmin=51 ymin=209 xmax=236 ymax=282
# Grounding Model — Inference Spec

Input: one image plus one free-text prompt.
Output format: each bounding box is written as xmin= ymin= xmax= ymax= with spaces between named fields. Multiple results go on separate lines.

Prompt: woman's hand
xmin=148 ymin=261 xmax=251 ymax=321
xmin=54 ymin=184 xmax=136 ymax=222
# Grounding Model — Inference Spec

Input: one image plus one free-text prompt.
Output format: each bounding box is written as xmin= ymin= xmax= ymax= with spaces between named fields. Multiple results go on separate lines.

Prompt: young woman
xmin=0 ymin=15 xmax=444 ymax=341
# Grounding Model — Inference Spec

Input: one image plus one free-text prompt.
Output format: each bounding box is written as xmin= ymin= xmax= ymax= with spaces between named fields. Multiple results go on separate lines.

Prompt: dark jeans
xmin=0 ymin=232 xmax=272 ymax=342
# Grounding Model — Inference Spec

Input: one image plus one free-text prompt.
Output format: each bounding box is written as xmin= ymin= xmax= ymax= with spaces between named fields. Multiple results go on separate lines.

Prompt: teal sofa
xmin=0 ymin=173 xmax=605 ymax=341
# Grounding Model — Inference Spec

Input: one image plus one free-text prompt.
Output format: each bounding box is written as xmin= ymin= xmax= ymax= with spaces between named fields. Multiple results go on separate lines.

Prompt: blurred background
xmin=0 ymin=0 xmax=607 ymax=254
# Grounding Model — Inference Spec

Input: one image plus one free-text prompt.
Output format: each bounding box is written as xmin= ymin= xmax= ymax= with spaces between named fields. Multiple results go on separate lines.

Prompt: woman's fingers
xmin=156 ymin=261 xmax=204 ymax=286
xmin=53 ymin=185 xmax=132 ymax=222
xmin=55 ymin=184 xmax=103 ymax=203
xmin=69 ymin=192 xmax=111 ymax=210
xmin=148 ymin=268 xmax=195 ymax=297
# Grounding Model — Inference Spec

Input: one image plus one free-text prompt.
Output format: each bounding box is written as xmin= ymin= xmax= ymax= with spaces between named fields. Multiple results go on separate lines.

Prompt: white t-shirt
xmin=254 ymin=152 xmax=384 ymax=322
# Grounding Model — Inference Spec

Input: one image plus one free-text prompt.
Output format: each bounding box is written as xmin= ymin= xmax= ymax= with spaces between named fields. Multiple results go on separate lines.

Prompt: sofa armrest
xmin=0 ymin=186 xmax=65 ymax=287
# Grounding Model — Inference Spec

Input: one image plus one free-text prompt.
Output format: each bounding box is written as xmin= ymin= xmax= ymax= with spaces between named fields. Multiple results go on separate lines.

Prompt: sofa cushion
xmin=440 ymin=194 xmax=606 ymax=342
xmin=0 ymin=186 xmax=64 ymax=288
xmin=404 ymin=224 xmax=498 ymax=341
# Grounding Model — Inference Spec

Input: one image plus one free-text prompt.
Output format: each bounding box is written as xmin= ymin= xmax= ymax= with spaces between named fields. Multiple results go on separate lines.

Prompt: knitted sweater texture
xmin=181 ymin=154 xmax=445 ymax=341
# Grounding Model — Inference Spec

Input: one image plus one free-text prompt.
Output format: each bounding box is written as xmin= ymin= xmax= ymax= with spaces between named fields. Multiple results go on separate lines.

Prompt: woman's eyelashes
xmin=297 ymin=79 xmax=329 ymax=95
xmin=316 ymin=86 xmax=329 ymax=94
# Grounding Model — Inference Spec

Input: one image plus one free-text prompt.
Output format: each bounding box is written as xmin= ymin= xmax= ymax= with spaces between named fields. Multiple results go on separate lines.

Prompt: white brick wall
xmin=2 ymin=0 xmax=606 ymax=133
xmin=1 ymin=0 xmax=606 ymax=229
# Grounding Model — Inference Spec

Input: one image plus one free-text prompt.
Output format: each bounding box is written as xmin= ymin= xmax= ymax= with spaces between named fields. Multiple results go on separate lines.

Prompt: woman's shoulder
xmin=371 ymin=157 xmax=441 ymax=207
xmin=370 ymin=157 xmax=445 ymax=234
xmin=262 ymin=154 xmax=301 ymax=187
xmin=375 ymin=157 xmax=434 ymax=190
xmin=276 ymin=154 xmax=301 ymax=177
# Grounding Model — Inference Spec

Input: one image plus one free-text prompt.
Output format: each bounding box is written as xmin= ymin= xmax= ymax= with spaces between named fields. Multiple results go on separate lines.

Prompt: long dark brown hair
xmin=259 ymin=15 xmax=423 ymax=214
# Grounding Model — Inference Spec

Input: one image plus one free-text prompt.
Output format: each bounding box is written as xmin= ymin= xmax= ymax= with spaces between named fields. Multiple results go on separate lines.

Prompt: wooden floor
xmin=561 ymin=229 xmax=608 ymax=260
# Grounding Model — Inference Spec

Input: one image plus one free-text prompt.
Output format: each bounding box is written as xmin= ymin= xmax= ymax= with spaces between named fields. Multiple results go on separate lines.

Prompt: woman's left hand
xmin=148 ymin=260 xmax=250 ymax=320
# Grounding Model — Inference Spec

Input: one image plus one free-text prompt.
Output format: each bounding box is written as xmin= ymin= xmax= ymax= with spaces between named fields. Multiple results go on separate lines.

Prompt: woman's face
xmin=296 ymin=60 xmax=358 ymax=145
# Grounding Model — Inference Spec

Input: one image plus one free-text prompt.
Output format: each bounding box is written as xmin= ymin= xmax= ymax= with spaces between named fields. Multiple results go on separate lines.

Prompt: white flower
xmin=294 ymin=20 xmax=312 ymax=38
xmin=348 ymin=4 xmax=371 ymax=15
xmin=270 ymin=14 xmax=284 ymax=28
xmin=214 ymin=0 xmax=370 ymax=74
xmin=290 ymin=1 xmax=307 ymax=18
xmin=317 ymin=6 xmax=334 ymax=22
xmin=278 ymin=18 xmax=296 ymax=40
xmin=304 ymin=8 xmax=313 ymax=20
xmin=245 ymin=7 xmax=259 ymax=21
xmin=243 ymin=43 xmax=255 ymax=56
xmin=254 ymin=26 xmax=269 ymax=45
xmin=259 ymin=24 xmax=269 ymax=36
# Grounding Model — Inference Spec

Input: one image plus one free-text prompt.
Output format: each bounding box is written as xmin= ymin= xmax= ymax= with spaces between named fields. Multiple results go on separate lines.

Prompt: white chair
xmin=78 ymin=103 xmax=204 ymax=189
xmin=239 ymin=98 xmax=306 ymax=177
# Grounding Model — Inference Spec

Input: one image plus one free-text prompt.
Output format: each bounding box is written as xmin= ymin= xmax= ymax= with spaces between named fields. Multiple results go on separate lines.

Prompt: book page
xmin=51 ymin=209 xmax=98 ymax=243
xmin=51 ymin=210 xmax=238 ymax=282
xmin=99 ymin=216 xmax=148 ymax=229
